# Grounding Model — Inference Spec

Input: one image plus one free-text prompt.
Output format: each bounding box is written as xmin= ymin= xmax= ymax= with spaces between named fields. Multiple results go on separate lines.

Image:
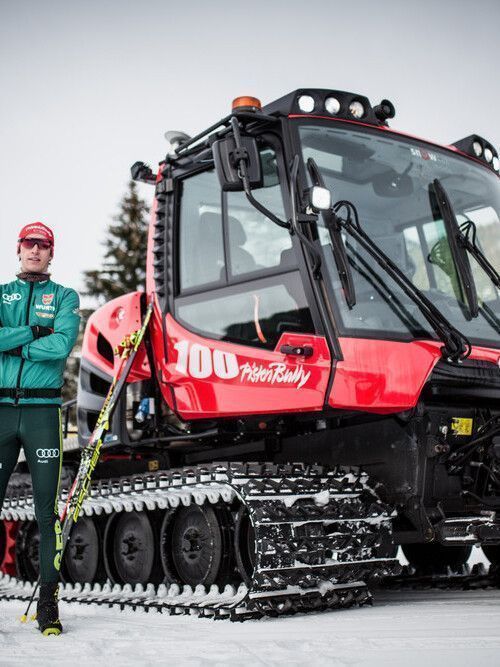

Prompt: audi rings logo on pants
xmin=36 ymin=448 xmax=59 ymax=459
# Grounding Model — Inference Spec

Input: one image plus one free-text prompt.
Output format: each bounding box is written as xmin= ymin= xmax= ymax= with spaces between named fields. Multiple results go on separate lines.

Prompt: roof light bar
xmin=262 ymin=89 xmax=396 ymax=127
xmin=452 ymin=134 xmax=499 ymax=174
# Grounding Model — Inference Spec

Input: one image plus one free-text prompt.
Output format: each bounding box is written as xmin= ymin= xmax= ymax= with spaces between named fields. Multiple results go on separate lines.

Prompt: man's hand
xmin=3 ymin=346 xmax=22 ymax=356
xmin=31 ymin=325 xmax=53 ymax=339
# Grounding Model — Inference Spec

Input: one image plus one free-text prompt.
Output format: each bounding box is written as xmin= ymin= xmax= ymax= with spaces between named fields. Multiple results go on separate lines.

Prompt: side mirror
xmin=131 ymin=161 xmax=156 ymax=184
xmin=212 ymin=135 xmax=262 ymax=191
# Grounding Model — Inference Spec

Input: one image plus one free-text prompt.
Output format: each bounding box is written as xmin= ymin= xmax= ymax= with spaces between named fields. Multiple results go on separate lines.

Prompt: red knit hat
xmin=17 ymin=222 xmax=54 ymax=256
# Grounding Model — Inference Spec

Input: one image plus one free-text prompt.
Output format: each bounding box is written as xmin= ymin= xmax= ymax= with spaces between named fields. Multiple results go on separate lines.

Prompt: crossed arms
xmin=0 ymin=290 xmax=81 ymax=361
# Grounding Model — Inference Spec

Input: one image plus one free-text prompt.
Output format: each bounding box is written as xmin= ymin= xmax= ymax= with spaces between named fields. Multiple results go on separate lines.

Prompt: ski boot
xmin=37 ymin=583 xmax=63 ymax=636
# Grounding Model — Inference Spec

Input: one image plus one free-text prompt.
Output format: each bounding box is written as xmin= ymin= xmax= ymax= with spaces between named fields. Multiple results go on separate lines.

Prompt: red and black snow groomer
xmin=4 ymin=89 xmax=500 ymax=618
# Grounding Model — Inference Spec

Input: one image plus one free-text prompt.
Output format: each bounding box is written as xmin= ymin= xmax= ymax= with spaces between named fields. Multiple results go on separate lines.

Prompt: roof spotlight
xmin=325 ymin=96 xmax=341 ymax=115
xmin=349 ymin=100 xmax=365 ymax=119
xmin=472 ymin=141 xmax=483 ymax=157
xmin=373 ymin=99 xmax=396 ymax=124
xmin=298 ymin=95 xmax=315 ymax=113
xmin=493 ymin=156 xmax=500 ymax=172
xmin=484 ymin=147 xmax=493 ymax=163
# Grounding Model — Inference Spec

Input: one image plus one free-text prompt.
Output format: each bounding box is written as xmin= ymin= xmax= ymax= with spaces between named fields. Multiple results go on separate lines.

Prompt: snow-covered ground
xmin=1 ymin=550 xmax=499 ymax=667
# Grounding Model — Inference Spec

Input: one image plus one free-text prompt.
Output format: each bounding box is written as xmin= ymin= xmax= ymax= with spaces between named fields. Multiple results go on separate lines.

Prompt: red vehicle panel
xmin=82 ymin=291 xmax=151 ymax=382
xmin=158 ymin=314 xmax=331 ymax=419
xmin=330 ymin=337 xmax=500 ymax=414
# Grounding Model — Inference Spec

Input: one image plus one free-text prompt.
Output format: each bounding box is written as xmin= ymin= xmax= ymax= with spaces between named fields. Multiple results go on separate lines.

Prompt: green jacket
xmin=0 ymin=278 xmax=80 ymax=405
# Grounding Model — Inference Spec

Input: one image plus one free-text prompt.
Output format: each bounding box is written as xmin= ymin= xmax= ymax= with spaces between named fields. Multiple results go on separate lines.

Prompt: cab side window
xmin=175 ymin=145 xmax=315 ymax=349
xmin=227 ymin=147 xmax=296 ymax=277
xmin=179 ymin=169 xmax=224 ymax=291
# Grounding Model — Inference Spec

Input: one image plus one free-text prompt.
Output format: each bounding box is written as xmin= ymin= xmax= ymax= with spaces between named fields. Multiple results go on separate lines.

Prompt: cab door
xmin=161 ymin=144 xmax=331 ymax=420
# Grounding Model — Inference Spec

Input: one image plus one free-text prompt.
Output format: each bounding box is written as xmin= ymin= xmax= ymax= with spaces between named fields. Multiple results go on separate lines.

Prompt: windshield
xmin=298 ymin=121 xmax=500 ymax=348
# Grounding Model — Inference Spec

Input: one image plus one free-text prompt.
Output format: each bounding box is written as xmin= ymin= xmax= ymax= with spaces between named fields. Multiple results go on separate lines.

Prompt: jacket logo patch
xmin=42 ymin=293 xmax=54 ymax=305
xmin=36 ymin=311 xmax=55 ymax=319
xmin=2 ymin=293 xmax=22 ymax=304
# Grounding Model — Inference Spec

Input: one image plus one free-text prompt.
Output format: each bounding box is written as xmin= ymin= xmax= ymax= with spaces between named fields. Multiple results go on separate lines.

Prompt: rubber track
xmin=1 ymin=463 xmax=401 ymax=620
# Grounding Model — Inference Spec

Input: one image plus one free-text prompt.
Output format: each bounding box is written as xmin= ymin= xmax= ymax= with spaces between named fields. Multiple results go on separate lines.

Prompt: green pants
xmin=0 ymin=405 xmax=63 ymax=583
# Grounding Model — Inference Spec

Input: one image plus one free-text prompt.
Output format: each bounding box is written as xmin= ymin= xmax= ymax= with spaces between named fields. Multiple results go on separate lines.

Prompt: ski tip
xmin=30 ymin=613 xmax=37 ymax=622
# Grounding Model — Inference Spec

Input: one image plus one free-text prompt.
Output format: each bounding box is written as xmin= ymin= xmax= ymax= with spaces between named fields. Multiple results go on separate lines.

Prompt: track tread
xmin=1 ymin=462 xmax=400 ymax=620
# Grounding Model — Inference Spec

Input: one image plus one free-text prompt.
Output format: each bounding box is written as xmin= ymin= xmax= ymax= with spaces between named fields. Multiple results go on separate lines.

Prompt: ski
xmin=60 ymin=298 xmax=154 ymax=541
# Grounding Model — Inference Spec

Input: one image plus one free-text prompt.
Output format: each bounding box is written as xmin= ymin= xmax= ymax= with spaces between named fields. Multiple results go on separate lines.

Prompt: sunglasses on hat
xmin=19 ymin=237 xmax=53 ymax=251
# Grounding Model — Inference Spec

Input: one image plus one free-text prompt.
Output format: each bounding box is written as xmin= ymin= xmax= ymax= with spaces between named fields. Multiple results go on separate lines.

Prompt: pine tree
xmin=83 ymin=180 xmax=149 ymax=302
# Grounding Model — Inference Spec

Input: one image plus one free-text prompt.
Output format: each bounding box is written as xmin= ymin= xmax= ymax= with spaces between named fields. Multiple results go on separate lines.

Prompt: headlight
xmin=492 ymin=156 xmax=500 ymax=172
xmin=349 ymin=100 xmax=365 ymax=119
xmin=472 ymin=141 xmax=483 ymax=157
xmin=298 ymin=95 xmax=315 ymax=113
xmin=310 ymin=186 xmax=332 ymax=211
xmin=325 ymin=97 xmax=340 ymax=115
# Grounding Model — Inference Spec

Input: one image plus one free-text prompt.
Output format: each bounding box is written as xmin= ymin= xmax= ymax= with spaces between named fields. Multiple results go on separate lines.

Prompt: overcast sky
xmin=1 ymin=0 xmax=499 ymax=294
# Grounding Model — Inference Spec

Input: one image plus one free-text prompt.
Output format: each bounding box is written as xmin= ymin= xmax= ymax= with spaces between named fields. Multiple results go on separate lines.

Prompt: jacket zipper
xmin=14 ymin=282 xmax=34 ymax=406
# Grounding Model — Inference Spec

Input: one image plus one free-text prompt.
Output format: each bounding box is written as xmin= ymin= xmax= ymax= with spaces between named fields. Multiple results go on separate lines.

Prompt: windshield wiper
xmin=459 ymin=219 xmax=500 ymax=290
xmin=430 ymin=179 xmax=479 ymax=318
xmin=306 ymin=158 xmax=356 ymax=308
xmin=331 ymin=199 xmax=471 ymax=362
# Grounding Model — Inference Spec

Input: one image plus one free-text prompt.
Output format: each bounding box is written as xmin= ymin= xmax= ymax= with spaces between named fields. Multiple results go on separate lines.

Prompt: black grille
xmin=425 ymin=357 xmax=500 ymax=402
xmin=431 ymin=358 xmax=500 ymax=389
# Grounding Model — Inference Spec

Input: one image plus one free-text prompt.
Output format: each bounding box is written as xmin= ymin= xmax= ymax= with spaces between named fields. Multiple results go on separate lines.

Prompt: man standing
xmin=0 ymin=222 xmax=80 ymax=635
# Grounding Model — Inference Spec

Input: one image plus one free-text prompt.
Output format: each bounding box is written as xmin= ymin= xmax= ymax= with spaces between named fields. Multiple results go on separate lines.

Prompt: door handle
xmin=279 ymin=344 xmax=313 ymax=358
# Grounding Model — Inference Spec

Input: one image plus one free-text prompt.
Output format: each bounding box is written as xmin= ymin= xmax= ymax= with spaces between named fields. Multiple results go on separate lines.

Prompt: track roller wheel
xmin=15 ymin=521 xmax=40 ymax=581
xmin=104 ymin=511 xmax=158 ymax=585
xmin=161 ymin=503 xmax=233 ymax=587
xmin=482 ymin=545 xmax=500 ymax=566
xmin=402 ymin=542 xmax=472 ymax=573
xmin=234 ymin=506 xmax=256 ymax=585
xmin=61 ymin=517 xmax=105 ymax=584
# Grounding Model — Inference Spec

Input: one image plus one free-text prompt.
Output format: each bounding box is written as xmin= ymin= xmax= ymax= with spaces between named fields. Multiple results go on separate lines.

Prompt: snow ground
xmin=1 ymin=550 xmax=499 ymax=667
